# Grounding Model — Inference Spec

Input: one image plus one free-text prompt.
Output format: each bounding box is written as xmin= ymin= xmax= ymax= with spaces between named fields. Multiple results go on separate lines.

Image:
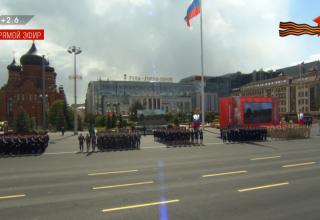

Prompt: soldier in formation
xmin=0 ymin=133 xmax=49 ymax=155
xmin=153 ymin=128 xmax=204 ymax=147
xmin=78 ymin=133 xmax=84 ymax=152
xmin=85 ymin=134 xmax=91 ymax=152
xmin=96 ymin=132 xmax=141 ymax=151
xmin=220 ymin=127 xmax=267 ymax=143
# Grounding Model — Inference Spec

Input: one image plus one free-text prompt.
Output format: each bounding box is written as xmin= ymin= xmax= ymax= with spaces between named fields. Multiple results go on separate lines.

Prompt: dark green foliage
xmin=129 ymin=101 xmax=144 ymax=121
xmin=48 ymin=100 xmax=73 ymax=131
xmin=85 ymin=113 xmax=95 ymax=126
xmin=15 ymin=110 xmax=31 ymax=133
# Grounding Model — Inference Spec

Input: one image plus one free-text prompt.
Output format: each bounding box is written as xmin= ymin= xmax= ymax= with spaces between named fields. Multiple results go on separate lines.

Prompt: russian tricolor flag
xmin=184 ymin=0 xmax=201 ymax=27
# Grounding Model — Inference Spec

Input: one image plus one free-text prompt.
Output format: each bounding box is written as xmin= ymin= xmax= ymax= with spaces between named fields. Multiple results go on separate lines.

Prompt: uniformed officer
xmin=85 ymin=133 xmax=91 ymax=152
xmin=91 ymin=134 xmax=97 ymax=152
xmin=78 ymin=134 xmax=84 ymax=152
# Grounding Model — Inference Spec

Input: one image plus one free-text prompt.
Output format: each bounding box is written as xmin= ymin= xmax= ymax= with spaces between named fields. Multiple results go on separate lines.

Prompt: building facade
xmin=85 ymin=79 xmax=218 ymax=115
xmin=0 ymin=43 xmax=65 ymax=127
xmin=235 ymin=70 xmax=320 ymax=115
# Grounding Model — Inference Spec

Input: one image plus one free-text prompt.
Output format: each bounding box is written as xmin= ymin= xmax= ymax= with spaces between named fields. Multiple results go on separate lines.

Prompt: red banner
xmin=0 ymin=29 xmax=44 ymax=40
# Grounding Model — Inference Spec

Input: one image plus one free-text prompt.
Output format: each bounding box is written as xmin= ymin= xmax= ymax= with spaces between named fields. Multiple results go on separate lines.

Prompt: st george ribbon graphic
xmin=279 ymin=16 xmax=320 ymax=37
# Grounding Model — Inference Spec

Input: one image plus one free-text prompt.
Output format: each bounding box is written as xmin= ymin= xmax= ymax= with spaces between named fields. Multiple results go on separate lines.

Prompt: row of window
xmin=298 ymin=99 xmax=309 ymax=105
xmin=275 ymin=93 xmax=287 ymax=99
xmin=280 ymin=101 xmax=287 ymax=105
xmin=279 ymin=107 xmax=287 ymax=113
xmin=298 ymin=91 xmax=308 ymax=97
xmin=248 ymin=79 xmax=288 ymax=89
xmin=13 ymin=94 xmax=41 ymax=102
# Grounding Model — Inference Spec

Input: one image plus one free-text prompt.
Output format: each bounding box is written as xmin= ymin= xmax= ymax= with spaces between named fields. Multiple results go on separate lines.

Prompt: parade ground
xmin=0 ymin=127 xmax=320 ymax=220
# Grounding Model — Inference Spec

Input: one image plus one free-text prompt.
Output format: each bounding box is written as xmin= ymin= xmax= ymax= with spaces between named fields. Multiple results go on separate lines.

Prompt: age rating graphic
xmin=0 ymin=15 xmax=34 ymax=25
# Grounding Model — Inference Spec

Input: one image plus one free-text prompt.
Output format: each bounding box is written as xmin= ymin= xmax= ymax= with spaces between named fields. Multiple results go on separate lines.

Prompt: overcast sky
xmin=1 ymin=0 xmax=320 ymax=103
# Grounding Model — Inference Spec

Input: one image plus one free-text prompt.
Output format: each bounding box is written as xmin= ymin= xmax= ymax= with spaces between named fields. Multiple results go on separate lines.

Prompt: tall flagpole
xmin=199 ymin=0 xmax=205 ymax=129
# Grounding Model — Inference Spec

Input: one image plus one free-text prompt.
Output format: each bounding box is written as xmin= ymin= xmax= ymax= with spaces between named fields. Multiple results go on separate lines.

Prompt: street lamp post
xmin=68 ymin=46 xmax=82 ymax=135
xmin=42 ymin=55 xmax=47 ymax=130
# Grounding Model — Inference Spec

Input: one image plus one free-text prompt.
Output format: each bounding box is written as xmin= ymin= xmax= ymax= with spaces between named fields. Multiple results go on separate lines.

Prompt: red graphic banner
xmin=0 ymin=29 xmax=44 ymax=40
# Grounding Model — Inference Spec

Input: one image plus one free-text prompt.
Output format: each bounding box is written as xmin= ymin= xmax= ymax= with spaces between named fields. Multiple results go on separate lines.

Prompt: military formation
xmin=78 ymin=132 xmax=141 ymax=152
xmin=220 ymin=127 xmax=267 ymax=143
xmin=153 ymin=128 xmax=203 ymax=147
xmin=0 ymin=133 xmax=49 ymax=156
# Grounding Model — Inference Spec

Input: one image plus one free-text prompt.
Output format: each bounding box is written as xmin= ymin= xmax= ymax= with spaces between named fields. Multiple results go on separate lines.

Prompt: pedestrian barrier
xmin=267 ymin=125 xmax=310 ymax=140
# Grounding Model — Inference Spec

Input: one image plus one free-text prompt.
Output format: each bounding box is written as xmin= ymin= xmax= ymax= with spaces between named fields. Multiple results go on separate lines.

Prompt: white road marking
xmin=93 ymin=181 xmax=154 ymax=190
xmin=202 ymin=170 xmax=248 ymax=178
xmin=282 ymin=162 xmax=316 ymax=168
xmin=0 ymin=194 xmax=26 ymax=200
xmin=238 ymin=182 xmax=289 ymax=192
xmin=44 ymin=151 xmax=77 ymax=155
xmin=250 ymin=156 xmax=281 ymax=161
xmin=102 ymin=199 xmax=180 ymax=212
xmin=88 ymin=169 xmax=139 ymax=176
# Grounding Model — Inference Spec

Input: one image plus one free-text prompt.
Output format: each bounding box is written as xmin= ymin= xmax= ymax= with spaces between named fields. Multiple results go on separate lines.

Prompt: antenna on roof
xmin=12 ymin=50 xmax=16 ymax=60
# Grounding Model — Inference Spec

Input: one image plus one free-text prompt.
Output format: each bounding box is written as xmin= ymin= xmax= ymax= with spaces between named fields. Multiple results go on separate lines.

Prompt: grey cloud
xmin=0 ymin=0 xmax=307 ymax=103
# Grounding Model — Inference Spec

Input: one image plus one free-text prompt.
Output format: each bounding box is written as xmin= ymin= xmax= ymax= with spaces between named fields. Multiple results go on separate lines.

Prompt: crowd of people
xmin=153 ymin=128 xmax=203 ymax=147
xmin=220 ymin=127 xmax=267 ymax=143
xmin=0 ymin=133 xmax=49 ymax=155
xmin=78 ymin=131 xmax=141 ymax=152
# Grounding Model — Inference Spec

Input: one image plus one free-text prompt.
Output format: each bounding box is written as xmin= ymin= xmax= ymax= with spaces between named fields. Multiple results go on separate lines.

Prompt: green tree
xmin=118 ymin=114 xmax=123 ymax=128
xmin=63 ymin=98 xmax=72 ymax=130
xmin=56 ymin=109 xmax=66 ymax=131
xmin=129 ymin=101 xmax=144 ymax=121
xmin=48 ymin=100 xmax=69 ymax=131
xmin=111 ymin=113 xmax=116 ymax=128
xmin=165 ymin=112 xmax=174 ymax=123
xmin=67 ymin=108 xmax=74 ymax=129
xmin=15 ymin=110 xmax=31 ymax=133
xmin=85 ymin=113 xmax=95 ymax=126
xmin=205 ymin=112 xmax=215 ymax=123
xmin=106 ymin=115 xmax=112 ymax=129
xmin=95 ymin=115 xmax=106 ymax=127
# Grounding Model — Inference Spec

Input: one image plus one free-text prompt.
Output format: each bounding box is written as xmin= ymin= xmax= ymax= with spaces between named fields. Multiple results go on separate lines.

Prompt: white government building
xmin=85 ymin=77 xmax=218 ymax=116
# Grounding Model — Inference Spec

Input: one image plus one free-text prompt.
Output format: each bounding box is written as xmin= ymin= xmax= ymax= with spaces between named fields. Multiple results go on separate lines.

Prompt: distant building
xmin=86 ymin=80 xmax=196 ymax=115
xmin=277 ymin=61 xmax=320 ymax=77
xmin=0 ymin=43 xmax=65 ymax=127
xmin=236 ymin=70 xmax=320 ymax=115
xmin=86 ymin=61 xmax=320 ymax=116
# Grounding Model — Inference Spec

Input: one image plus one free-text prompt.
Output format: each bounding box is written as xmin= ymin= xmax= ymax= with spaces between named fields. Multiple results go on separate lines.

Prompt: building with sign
xmin=0 ymin=43 xmax=65 ymax=127
xmin=235 ymin=70 xmax=320 ymax=115
xmin=86 ymin=80 xmax=195 ymax=115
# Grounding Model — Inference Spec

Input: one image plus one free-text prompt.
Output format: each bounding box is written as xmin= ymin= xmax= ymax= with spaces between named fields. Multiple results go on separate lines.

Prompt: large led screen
xmin=244 ymin=102 xmax=272 ymax=124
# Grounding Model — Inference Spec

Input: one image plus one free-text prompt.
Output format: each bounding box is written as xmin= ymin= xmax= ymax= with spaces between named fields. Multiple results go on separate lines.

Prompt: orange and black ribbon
xmin=279 ymin=21 xmax=320 ymax=37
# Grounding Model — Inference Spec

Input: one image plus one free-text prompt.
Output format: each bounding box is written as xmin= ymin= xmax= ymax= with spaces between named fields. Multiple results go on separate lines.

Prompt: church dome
xmin=20 ymin=42 xmax=48 ymax=66
xmin=45 ymin=66 xmax=55 ymax=72
xmin=45 ymin=60 xmax=55 ymax=72
xmin=7 ymin=58 xmax=21 ymax=72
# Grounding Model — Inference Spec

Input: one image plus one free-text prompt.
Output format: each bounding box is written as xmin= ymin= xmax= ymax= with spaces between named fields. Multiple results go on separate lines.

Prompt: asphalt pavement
xmin=0 ymin=126 xmax=320 ymax=220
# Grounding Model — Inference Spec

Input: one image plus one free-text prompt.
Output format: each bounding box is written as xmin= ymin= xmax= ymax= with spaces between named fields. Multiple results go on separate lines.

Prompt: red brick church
xmin=0 ymin=42 xmax=65 ymax=127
